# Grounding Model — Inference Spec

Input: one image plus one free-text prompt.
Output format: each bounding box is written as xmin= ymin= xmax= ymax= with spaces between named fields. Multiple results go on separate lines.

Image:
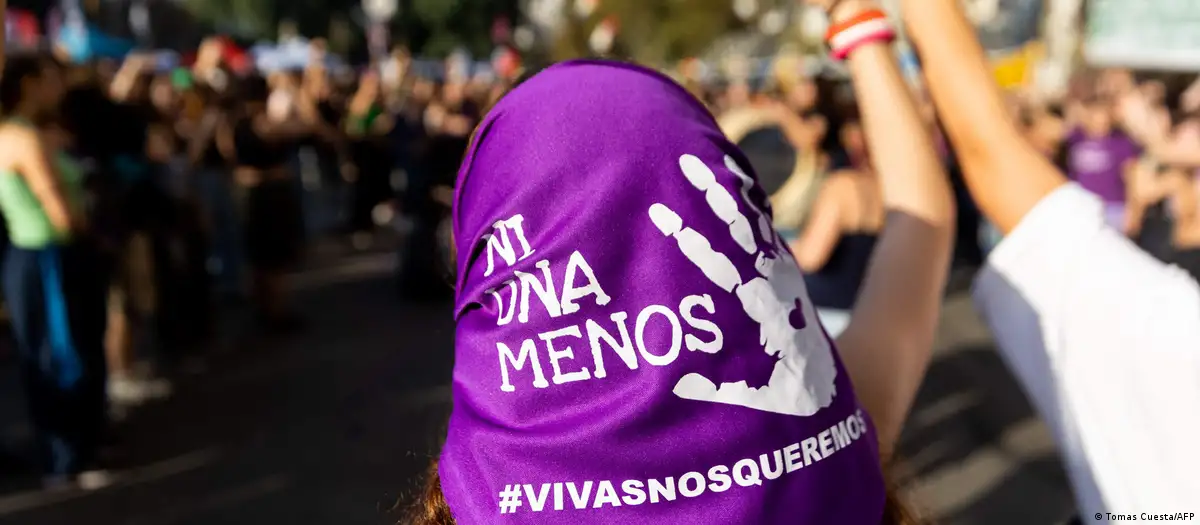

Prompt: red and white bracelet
xmin=824 ymin=8 xmax=897 ymax=61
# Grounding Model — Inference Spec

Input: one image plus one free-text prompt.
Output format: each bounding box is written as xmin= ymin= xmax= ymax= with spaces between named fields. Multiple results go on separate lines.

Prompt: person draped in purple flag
xmin=414 ymin=1 xmax=955 ymax=522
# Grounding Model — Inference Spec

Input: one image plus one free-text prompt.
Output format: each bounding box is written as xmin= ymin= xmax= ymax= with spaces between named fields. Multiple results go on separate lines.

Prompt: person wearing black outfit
xmin=216 ymin=76 xmax=326 ymax=330
xmin=301 ymin=69 xmax=346 ymax=237
xmin=397 ymin=81 xmax=477 ymax=299
xmin=185 ymin=86 xmax=245 ymax=300
xmin=59 ymin=70 xmax=174 ymax=406
xmin=344 ymin=72 xmax=394 ymax=250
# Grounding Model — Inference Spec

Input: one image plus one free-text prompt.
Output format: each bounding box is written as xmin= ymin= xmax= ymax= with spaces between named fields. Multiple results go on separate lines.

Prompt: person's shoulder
xmin=0 ymin=122 xmax=41 ymax=147
xmin=819 ymin=169 xmax=860 ymax=195
xmin=0 ymin=124 xmax=43 ymax=167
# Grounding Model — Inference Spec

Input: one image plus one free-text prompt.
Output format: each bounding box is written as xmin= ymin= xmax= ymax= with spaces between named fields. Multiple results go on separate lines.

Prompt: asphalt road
xmin=0 ymin=251 xmax=1077 ymax=525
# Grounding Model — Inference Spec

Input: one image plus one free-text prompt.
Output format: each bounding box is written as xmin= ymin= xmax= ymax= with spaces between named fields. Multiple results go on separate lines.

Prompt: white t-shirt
xmin=973 ymin=184 xmax=1200 ymax=523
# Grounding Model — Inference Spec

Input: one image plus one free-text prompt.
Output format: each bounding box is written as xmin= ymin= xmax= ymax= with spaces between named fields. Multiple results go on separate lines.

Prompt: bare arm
xmin=1141 ymin=140 xmax=1200 ymax=168
xmin=215 ymin=118 xmax=237 ymax=163
xmin=902 ymin=0 xmax=1063 ymax=234
xmin=792 ymin=175 xmax=848 ymax=272
xmin=13 ymin=129 xmax=75 ymax=234
xmin=1119 ymin=97 xmax=1200 ymax=165
xmin=187 ymin=110 xmax=220 ymax=164
xmin=1124 ymin=160 xmax=1150 ymax=236
xmin=822 ymin=0 xmax=957 ymax=455
xmin=256 ymin=118 xmax=311 ymax=142
xmin=109 ymin=55 xmax=148 ymax=102
xmin=1166 ymin=172 xmax=1198 ymax=225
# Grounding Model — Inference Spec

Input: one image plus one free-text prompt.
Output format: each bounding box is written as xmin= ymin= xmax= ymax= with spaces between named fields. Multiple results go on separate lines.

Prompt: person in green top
xmin=0 ymin=54 xmax=110 ymax=489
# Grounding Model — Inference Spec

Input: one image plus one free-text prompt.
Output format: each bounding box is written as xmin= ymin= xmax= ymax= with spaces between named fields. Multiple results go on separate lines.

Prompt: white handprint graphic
xmin=648 ymin=154 xmax=837 ymax=417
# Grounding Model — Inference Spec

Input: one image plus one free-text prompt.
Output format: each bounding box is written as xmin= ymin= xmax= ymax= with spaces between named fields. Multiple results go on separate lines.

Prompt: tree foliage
xmin=180 ymin=0 xmax=518 ymax=58
xmin=552 ymin=0 xmax=794 ymax=65
xmin=184 ymin=0 xmax=276 ymax=37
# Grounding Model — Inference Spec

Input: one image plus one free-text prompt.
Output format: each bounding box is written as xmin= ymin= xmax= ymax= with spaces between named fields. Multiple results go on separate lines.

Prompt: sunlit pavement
xmin=0 ymin=253 xmax=1075 ymax=525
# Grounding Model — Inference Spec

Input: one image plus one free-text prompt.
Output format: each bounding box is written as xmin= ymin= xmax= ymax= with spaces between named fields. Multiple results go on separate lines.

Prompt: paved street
xmin=0 ymin=251 xmax=1077 ymax=525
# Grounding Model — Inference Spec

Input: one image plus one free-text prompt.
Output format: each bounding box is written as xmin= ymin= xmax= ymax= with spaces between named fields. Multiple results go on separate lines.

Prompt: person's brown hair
xmin=406 ymin=459 xmax=926 ymax=525
xmin=409 ymin=461 xmax=454 ymax=525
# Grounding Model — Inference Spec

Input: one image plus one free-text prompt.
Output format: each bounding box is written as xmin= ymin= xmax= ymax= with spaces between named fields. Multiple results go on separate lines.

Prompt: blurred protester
xmin=266 ymin=72 xmax=300 ymax=122
xmin=1119 ymin=88 xmax=1200 ymax=279
xmin=142 ymin=119 xmax=211 ymax=356
xmin=790 ymin=114 xmax=880 ymax=337
xmin=397 ymin=75 xmax=477 ymax=299
xmin=1062 ymin=96 xmax=1140 ymax=230
xmin=724 ymin=79 xmax=753 ymax=112
xmin=1020 ymin=103 xmax=1067 ymax=166
xmin=769 ymin=107 xmax=831 ymax=239
xmin=149 ymin=73 xmax=179 ymax=119
xmin=831 ymin=113 xmax=870 ymax=171
xmin=187 ymin=86 xmax=245 ymax=301
xmin=719 ymin=95 xmax=811 ymax=194
xmin=217 ymin=76 xmax=312 ymax=331
xmin=105 ymin=56 xmax=178 ymax=396
xmin=192 ymin=37 xmax=231 ymax=94
xmin=905 ymin=0 xmax=1200 ymax=520
xmin=56 ymin=66 xmax=170 ymax=409
xmin=1122 ymin=113 xmax=1200 ymax=281
xmin=343 ymin=71 xmax=394 ymax=250
xmin=0 ymin=54 xmax=110 ymax=489
xmin=1096 ymin=68 xmax=1135 ymax=101
xmin=299 ymin=65 xmax=347 ymax=236
xmin=424 ymin=78 xmax=477 ymax=188
xmin=1124 ymin=157 xmax=1176 ymax=263
xmin=782 ymin=76 xmax=819 ymax=114
xmin=381 ymin=46 xmax=413 ymax=96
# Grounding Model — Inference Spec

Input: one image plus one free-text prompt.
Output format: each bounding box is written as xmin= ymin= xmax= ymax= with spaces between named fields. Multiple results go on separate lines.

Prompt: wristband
xmin=826 ymin=10 xmax=897 ymax=61
xmin=824 ymin=8 xmax=888 ymax=41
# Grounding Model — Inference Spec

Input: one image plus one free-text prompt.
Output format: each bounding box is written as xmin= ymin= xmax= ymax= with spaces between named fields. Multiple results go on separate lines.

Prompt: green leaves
xmin=412 ymin=0 xmax=463 ymax=26
xmin=553 ymin=0 xmax=790 ymax=65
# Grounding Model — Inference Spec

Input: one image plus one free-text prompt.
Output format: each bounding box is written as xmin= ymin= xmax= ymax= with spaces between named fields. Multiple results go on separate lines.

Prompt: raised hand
xmin=649 ymin=154 xmax=838 ymax=417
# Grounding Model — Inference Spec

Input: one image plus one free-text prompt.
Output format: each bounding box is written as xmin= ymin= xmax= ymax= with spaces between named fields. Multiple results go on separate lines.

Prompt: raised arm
xmin=109 ymin=55 xmax=150 ymax=103
xmin=907 ymin=0 xmax=1200 ymax=514
xmin=900 ymin=0 xmax=1063 ymax=234
xmin=811 ymin=0 xmax=956 ymax=455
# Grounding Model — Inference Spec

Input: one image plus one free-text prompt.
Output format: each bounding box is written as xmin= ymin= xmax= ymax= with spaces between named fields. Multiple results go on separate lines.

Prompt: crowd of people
xmin=675 ymin=57 xmax=1200 ymax=337
xmin=418 ymin=0 xmax=1200 ymax=523
xmin=2 ymin=0 xmax=1199 ymax=522
xmin=0 ymin=37 xmax=499 ymax=488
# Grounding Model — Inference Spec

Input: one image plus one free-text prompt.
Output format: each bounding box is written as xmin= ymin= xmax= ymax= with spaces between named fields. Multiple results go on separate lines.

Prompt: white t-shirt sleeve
xmin=972 ymin=183 xmax=1200 ymax=518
